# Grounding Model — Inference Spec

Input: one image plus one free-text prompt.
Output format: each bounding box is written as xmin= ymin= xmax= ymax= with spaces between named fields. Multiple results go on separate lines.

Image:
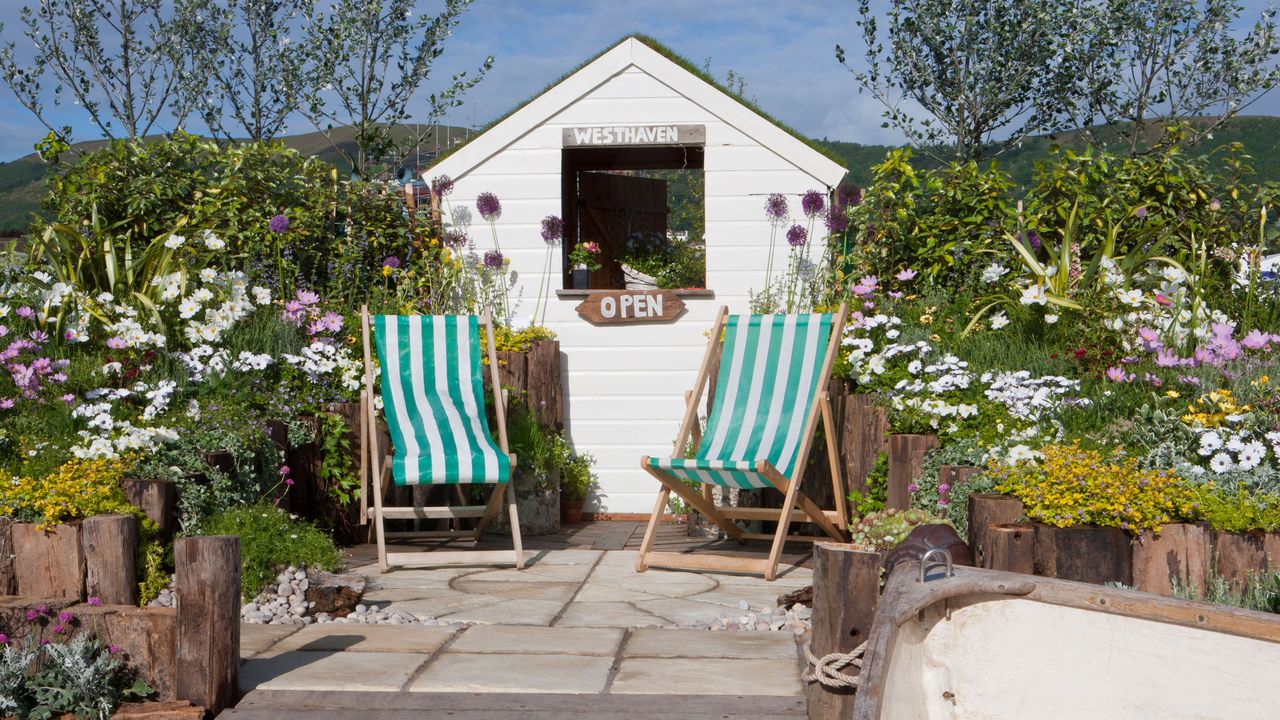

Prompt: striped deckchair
xmin=360 ymin=307 xmax=523 ymax=573
xmin=637 ymin=305 xmax=850 ymax=580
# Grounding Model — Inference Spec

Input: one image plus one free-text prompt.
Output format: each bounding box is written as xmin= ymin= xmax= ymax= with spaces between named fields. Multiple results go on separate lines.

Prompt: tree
xmin=1078 ymin=0 xmax=1280 ymax=155
xmin=186 ymin=0 xmax=312 ymax=142
xmin=0 ymin=0 xmax=209 ymax=142
xmin=841 ymin=0 xmax=1088 ymax=161
xmin=300 ymin=0 xmax=492 ymax=177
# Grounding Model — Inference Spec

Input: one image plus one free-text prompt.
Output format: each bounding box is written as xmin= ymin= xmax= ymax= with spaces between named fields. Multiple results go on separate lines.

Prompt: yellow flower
xmin=1165 ymin=390 xmax=1180 ymax=399
xmin=919 ymin=314 xmax=934 ymax=325
xmin=382 ymin=265 xmax=392 ymax=277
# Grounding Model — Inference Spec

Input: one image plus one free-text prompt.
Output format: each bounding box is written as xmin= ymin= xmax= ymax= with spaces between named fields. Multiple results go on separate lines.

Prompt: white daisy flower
xmin=990 ymin=312 xmax=1009 ymax=330
xmin=1237 ymin=441 xmax=1266 ymax=470
xmin=164 ymin=234 xmax=186 ymax=249
xmin=1209 ymin=452 xmax=1234 ymax=474
xmin=981 ymin=263 xmax=1008 ymax=284
xmin=202 ymin=230 xmax=226 ymax=250
xmin=1198 ymin=431 xmax=1222 ymax=455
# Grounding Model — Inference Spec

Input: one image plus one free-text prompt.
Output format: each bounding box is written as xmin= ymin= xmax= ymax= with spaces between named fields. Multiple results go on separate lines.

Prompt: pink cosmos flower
xmin=863 ymin=301 xmax=876 ymax=311
xmin=1241 ymin=329 xmax=1270 ymax=350
xmin=1105 ymin=367 xmax=1132 ymax=382
xmin=295 ymin=290 xmax=320 ymax=306
xmin=1154 ymin=350 xmax=1181 ymax=368
xmin=1155 ymin=293 xmax=1172 ymax=307
xmin=1137 ymin=327 xmax=1161 ymax=352
xmin=895 ymin=268 xmax=917 ymax=282
xmin=888 ymin=291 xmax=904 ymax=299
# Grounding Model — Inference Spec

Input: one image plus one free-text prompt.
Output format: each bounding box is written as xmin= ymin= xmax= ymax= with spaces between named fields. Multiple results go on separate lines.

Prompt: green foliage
xmin=2 ymin=632 xmax=150 ymax=720
xmin=197 ymin=502 xmax=340 ymax=599
xmin=137 ymin=537 xmax=170 ymax=607
xmin=318 ymin=413 xmax=358 ymax=506
xmin=1173 ymin=565 xmax=1280 ymax=615
xmin=848 ymin=450 xmax=888 ymax=518
xmin=560 ymin=451 xmax=598 ymax=503
xmin=914 ymin=437 xmax=987 ymax=515
xmin=1192 ymin=487 xmax=1280 ymax=533
xmin=492 ymin=324 xmax=556 ymax=354
xmin=848 ymin=508 xmax=948 ymax=552
xmin=621 ymin=231 xmax=706 ymax=289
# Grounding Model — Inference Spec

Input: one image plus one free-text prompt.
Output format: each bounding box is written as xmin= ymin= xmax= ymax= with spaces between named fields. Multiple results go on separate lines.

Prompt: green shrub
xmin=848 ymin=508 xmax=948 ymax=552
xmin=197 ymin=503 xmax=340 ymax=599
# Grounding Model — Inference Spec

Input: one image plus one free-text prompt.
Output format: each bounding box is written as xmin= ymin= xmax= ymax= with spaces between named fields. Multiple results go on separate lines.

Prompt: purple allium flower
xmin=444 ymin=230 xmax=469 ymax=249
xmin=786 ymin=224 xmax=807 ymax=247
xmin=483 ymin=250 xmax=505 ymax=270
xmin=431 ymin=175 xmax=454 ymax=198
xmin=15 ymin=306 xmax=33 ymax=319
xmin=540 ymin=215 xmax=564 ymax=245
xmin=1024 ymin=232 xmax=1041 ymax=251
xmin=895 ymin=268 xmax=917 ymax=282
xmin=824 ymin=207 xmax=849 ymax=234
xmin=268 ymin=214 xmax=290 ymax=233
xmin=764 ymin=193 xmax=789 ymax=223
xmin=836 ymin=185 xmax=863 ymax=208
xmin=476 ymin=192 xmax=502 ymax=221
xmin=800 ymin=189 xmax=825 ymax=219
xmin=381 ymin=256 xmax=401 ymax=269
xmin=280 ymin=465 xmax=290 ymax=476
xmin=87 ymin=596 xmax=102 ymax=607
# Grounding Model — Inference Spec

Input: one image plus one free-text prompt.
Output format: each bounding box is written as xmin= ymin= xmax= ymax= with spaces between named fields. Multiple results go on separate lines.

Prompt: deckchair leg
xmin=642 ymin=462 xmax=744 ymax=541
xmin=821 ymin=395 xmax=849 ymax=525
xmin=635 ymin=486 xmax=671 ymax=572
xmin=374 ymin=463 xmax=391 ymax=574
xmin=764 ymin=472 xmax=805 ymax=581
xmin=506 ymin=481 xmax=524 ymax=569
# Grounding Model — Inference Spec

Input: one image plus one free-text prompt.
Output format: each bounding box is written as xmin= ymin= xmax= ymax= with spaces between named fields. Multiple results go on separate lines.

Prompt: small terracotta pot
xmin=561 ymin=499 xmax=585 ymax=524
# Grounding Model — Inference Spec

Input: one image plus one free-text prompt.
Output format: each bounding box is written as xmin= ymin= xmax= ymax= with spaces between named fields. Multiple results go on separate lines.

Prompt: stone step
xmin=219 ymin=690 xmax=807 ymax=719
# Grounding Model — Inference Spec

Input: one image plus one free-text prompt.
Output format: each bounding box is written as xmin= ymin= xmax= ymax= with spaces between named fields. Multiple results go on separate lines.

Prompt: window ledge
xmin=556 ymin=288 xmax=715 ymax=298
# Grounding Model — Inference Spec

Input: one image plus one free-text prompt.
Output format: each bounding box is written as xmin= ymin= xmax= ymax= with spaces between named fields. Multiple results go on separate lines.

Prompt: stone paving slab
xmin=240 ymin=651 xmax=429 ymax=692
xmin=269 ymin=624 xmax=457 ymax=654
xmin=450 ymin=625 xmax=623 ymax=656
xmin=552 ymin=601 xmax=665 ymax=628
xmin=451 ymin=579 xmax=580 ymax=602
xmin=410 ymin=653 xmax=614 ymax=694
xmin=240 ymin=623 xmax=301 ymax=660
xmin=459 ymin=562 xmax=596 ymax=584
xmin=623 ymin=628 xmax=798 ymax=659
xmin=610 ymin=657 xmax=802 ymax=696
xmin=438 ymin=597 xmax=565 ymax=625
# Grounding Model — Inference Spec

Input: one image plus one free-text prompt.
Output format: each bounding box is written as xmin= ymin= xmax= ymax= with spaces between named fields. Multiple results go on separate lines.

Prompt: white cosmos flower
xmin=251 ymin=286 xmax=271 ymax=305
xmin=1209 ymin=452 xmax=1234 ymax=474
xmin=1045 ymin=313 xmax=1059 ymax=324
xmin=981 ymin=263 xmax=1008 ymax=283
xmin=1117 ymin=289 xmax=1144 ymax=307
xmin=990 ymin=312 xmax=1010 ymax=330
xmin=178 ymin=299 xmax=201 ymax=319
xmin=193 ymin=288 xmax=214 ymax=303
xmin=165 ymin=234 xmax=186 ymax=249
xmin=202 ymin=230 xmax=226 ymax=250
xmin=1162 ymin=266 xmax=1186 ymax=284
xmin=1020 ymin=284 xmax=1048 ymax=306
xmin=200 ymin=268 xmax=218 ymax=282
xmin=867 ymin=355 xmax=886 ymax=375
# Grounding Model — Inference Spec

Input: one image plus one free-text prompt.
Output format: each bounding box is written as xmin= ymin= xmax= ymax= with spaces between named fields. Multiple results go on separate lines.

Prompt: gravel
xmin=666 ymin=598 xmax=811 ymax=634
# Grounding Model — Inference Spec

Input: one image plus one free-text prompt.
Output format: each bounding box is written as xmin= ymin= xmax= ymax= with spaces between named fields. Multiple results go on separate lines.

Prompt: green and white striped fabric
xmin=647 ymin=313 xmax=832 ymax=489
xmin=374 ymin=314 xmax=511 ymax=485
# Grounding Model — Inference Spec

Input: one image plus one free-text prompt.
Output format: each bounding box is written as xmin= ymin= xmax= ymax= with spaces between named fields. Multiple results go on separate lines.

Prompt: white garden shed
xmin=427 ymin=35 xmax=847 ymax=515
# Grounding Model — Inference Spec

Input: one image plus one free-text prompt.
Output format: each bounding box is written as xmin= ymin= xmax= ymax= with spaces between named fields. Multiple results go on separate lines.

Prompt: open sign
xmin=575 ymin=290 xmax=686 ymax=324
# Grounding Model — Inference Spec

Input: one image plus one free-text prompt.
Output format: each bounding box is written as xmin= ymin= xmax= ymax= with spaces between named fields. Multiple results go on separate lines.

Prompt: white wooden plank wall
xmin=435 ymin=63 xmax=835 ymax=513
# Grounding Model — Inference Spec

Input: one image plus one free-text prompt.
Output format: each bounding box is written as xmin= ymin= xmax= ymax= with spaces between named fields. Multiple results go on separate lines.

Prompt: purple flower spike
xmin=268 ymin=214 xmax=290 ymax=234
xmin=801 ymin=189 xmax=825 ymax=219
xmin=764 ymin=193 xmax=789 ymax=223
xmin=483 ymin=250 xmax=505 ymax=270
xmin=476 ymin=192 xmax=502 ymax=221
xmin=540 ymin=215 xmax=564 ymax=245
xmin=824 ymin=207 xmax=849 ymax=234
xmin=381 ymin=256 xmax=401 ymax=269
xmin=786 ymin=224 xmax=807 ymax=247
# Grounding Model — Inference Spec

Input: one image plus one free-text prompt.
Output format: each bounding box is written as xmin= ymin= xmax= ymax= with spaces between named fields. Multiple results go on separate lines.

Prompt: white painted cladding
xmin=429 ymin=38 xmax=845 ymax=513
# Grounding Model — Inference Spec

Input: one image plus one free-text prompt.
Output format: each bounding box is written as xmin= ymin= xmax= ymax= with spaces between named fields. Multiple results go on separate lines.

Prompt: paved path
xmin=228 ymin=549 xmax=813 ymax=718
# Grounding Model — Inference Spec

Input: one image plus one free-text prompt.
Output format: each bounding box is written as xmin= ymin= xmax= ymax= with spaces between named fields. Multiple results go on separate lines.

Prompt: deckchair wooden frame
xmin=359 ymin=306 xmax=524 ymax=573
xmin=636 ymin=304 xmax=850 ymax=581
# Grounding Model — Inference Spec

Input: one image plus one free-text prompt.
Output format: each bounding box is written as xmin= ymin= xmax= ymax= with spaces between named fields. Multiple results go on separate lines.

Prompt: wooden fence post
xmin=12 ymin=522 xmax=84 ymax=599
xmin=807 ymin=543 xmax=882 ymax=720
xmin=1034 ymin=524 xmax=1133 ymax=586
xmin=123 ymin=479 xmax=178 ymax=543
xmin=82 ymin=514 xmax=138 ymax=605
xmin=843 ymin=393 xmax=887 ymax=496
xmin=175 ymin=536 xmax=240 ymax=716
xmin=886 ymin=434 xmax=938 ymax=510
xmin=966 ymin=494 xmax=1025 ymax=568
xmin=986 ymin=524 xmax=1034 ymax=574
xmin=0 ymin=517 xmax=15 ymax=595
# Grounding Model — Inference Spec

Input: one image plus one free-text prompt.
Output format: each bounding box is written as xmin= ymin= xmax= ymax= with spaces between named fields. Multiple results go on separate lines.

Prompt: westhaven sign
xmin=563 ymin=124 xmax=706 ymax=147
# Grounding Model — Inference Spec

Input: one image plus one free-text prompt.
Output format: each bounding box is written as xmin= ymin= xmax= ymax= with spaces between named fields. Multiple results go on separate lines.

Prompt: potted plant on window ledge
xmin=569 ymin=241 xmax=602 ymax=289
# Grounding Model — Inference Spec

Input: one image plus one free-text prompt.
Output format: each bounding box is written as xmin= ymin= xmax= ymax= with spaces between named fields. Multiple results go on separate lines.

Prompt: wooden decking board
xmin=221 ymin=690 xmax=807 ymax=718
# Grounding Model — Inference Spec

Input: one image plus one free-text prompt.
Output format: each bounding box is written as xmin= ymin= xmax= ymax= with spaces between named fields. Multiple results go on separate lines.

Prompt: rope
xmin=802 ymin=641 xmax=867 ymax=689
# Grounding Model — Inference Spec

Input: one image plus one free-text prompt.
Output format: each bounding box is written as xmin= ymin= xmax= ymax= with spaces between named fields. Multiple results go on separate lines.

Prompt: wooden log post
xmin=0 ymin=517 xmax=15 ymax=595
xmin=807 ymin=543 xmax=882 ymax=720
xmin=1034 ymin=524 xmax=1133 ymax=586
xmin=1213 ymin=530 xmax=1268 ymax=590
xmin=82 ymin=514 xmax=138 ymax=605
xmin=175 ymin=536 xmax=240 ymax=716
xmin=123 ymin=479 xmax=178 ymax=544
xmin=1131 ymin=523 xmax=1210 ymax=597
xmin=966 ymin=494 xmax=1025 ymax=568
xmin=12 ymin=522 xmax=84 ymax=599
xmin=843 ymin=392 xmax=888 ymax=496
xmin=886 ymin=434 xmax=938 ymax=510
xmin=986 ymin=524 xmax=1034 ymax=574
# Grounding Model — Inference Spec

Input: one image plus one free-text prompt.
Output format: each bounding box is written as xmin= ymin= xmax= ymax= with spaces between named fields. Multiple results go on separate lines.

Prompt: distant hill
xmin=2 ymin=117 xmax=1279 ymax=234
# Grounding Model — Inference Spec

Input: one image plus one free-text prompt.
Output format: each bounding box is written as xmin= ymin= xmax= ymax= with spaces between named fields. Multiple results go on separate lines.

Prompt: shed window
xmin=561 ymin=147 xmax=705 ymax=290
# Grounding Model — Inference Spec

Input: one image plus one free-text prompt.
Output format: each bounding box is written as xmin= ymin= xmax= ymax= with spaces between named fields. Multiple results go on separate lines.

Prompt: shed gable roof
xmin=430 ymin=36 xmax=847 ymax=187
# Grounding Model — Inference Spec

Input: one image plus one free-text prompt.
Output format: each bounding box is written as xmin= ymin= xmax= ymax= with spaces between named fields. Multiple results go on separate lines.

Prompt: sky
xmin=1 ymin=0 xmax=1278 ymax=161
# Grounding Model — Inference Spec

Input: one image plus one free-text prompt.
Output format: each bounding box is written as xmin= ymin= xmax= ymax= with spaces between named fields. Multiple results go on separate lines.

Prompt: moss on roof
xmin=431 ymin=33 xmax=847 ymax=170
